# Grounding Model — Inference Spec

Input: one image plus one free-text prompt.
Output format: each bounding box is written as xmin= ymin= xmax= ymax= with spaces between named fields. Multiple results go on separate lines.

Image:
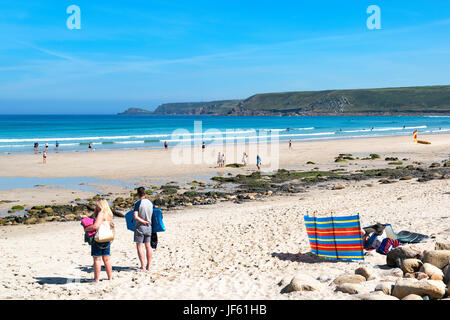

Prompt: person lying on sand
xmin=362 ymin=223 xmax=400 ymax=255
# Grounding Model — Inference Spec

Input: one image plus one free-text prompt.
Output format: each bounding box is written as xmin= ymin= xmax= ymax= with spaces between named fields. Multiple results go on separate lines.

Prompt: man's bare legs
xmin=136 ymin=243 xmax=152 ymax=271
xmin=145 ymin=242 xmax=152 ymax=271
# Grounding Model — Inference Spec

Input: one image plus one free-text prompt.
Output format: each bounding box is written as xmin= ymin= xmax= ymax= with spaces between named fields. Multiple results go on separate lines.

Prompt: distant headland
xmin=118 ymin=85 xmax=450 ymax=116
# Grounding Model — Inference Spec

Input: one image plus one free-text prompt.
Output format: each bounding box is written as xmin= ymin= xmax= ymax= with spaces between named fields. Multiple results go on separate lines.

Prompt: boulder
xmin=355 ymin=266 xmax=376 ymax=280
xmin=400 ymin=258 xmax=423 ymax=274
xmin=357 ymin=291 xmax=399 ymax=300
xmin=443 ymin=265 xmax=450 ymax=284
xmin=335 ymin=283 xmax=362 ymax=295
xmin=402 ymin=294 xmax=423 ymax=300
xmin=421 ymin=250 xmax=450 ymax=269
xmin=387 ymin=246 xmax=422 ymax=268
xmin=389 ymin=268 xmax=404 ymax=278
xmin=64 ymin=214 xmax=77 ymax=221
xmin=414 ymin=272 xmax=429 ymax=280
xmin=435 ymin=242 xmax=450 ymax=250
xmin=285 ymin=274 xmax=322 ymax=293
xmin=391 ymin=278 xmax=446 ymax=299
xmin=278 ymin=275 xmax=292 ymax=287
xmin=420 ymin=263 xmax=444 ymax=281
xmin=332 ymin=274 xmax=366 ymax=286
xmin=375 ymin=282 xmax=394 ymax=295
xmin=43 ymin=207 xmax=54 ymax=214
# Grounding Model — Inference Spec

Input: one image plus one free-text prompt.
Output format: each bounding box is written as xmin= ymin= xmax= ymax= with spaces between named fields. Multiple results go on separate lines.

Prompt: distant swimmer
xmin=34 ymin=142 xmax=39 ymax=153
xmin=88 ymin=142 xmax=93 ymax=151
xmin=55 ymin=141 xmax=59 ymax=152
xmin=371 ymin=127 xmax=374 ymax=131
xmin=286 ymin=128 xmax=290 ymax=132
xmin=403 ymin=126 xmax=406 ymax=129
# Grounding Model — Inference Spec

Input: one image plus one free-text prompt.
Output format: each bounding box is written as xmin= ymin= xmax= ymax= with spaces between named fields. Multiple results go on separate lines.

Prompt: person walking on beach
xmin=242 ymin=152 xmax=248 ymax=166
xmin=202 ymin=141 xmax=206 ymax=152
xmin=55 ymin=141 xmax=59 ymax=153
xmin=45 ymin=142 xmax=49 ymax=152
xmin=84 ymin=199 xmax=114 ymax=282
xmin=289 ymin=140 xmax=292 ymax=150
xmin=164 ymin=141 xmax=168 ymax=150
xmin=133 ymin=187 xmax=153 ymax=271
xmin=217 ymin=152 xmax=221 ymax=168
xmin=34 ymin=142 xmax=39 ymax=153
xmin=88 ymin=142 xmax=93 ymax=151
xmin=256 ymin=155 xmax=261 ymax=170
xmin=42 ymin=150 xmax=47 ymax=164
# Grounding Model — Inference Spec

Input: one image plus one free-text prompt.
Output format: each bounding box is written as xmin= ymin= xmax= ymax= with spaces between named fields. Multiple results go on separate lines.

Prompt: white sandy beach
xmin=0 ymin=134 xmax=449 ymax=299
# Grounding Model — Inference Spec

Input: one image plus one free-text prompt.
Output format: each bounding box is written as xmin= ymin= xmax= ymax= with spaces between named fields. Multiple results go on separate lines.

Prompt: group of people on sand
xmin=35 ymin=141 xmax=95 ymax=164
xmin=82 ymin=186 xmax=154 ymax=282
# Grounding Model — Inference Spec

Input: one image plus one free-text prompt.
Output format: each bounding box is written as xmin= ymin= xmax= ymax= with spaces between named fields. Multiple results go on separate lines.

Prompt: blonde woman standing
xmin=84 ymin=199 xmax=114 ymax=282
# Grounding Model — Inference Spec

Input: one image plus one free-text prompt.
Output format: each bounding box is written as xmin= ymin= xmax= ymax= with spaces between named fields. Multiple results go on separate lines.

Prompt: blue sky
xmin=0 ymin=0 xmax=449 ymax=114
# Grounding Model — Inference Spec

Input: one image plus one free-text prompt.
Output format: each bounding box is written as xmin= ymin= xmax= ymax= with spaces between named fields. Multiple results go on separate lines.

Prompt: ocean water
xmin=0 ymin=115 xmax=449 ymax=153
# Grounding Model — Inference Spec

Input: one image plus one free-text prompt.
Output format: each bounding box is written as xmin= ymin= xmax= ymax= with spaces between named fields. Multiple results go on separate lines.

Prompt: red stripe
xmin=311 ymin=246 xmax=362 ymax=251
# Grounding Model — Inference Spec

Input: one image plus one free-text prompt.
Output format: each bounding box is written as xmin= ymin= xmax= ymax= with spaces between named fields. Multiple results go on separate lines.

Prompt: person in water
xmin=34 ymin=142 xmax=39 ymax=153
xmin=84 ymin=199 xmax=114 ymax=282
xmin=55 ymin=141 xmax=59 ymax=152
xmin=164 ymin=141 xmax=168 ymax=150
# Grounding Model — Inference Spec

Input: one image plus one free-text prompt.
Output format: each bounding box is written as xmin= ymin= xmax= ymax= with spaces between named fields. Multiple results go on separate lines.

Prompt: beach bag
xmin=151 ymin=208 xmax=166 ymax=232
xmin=95 ymin=221 xmax=115 ymax=243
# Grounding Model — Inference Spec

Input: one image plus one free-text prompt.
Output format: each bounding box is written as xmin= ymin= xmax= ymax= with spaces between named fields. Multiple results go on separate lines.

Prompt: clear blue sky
xmin=0 ymin=0 xmax=449 ymax=114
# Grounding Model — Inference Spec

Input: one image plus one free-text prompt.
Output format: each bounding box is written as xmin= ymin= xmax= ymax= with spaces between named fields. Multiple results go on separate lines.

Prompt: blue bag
xmin=125 ymin=208 xmax=165 ymax=232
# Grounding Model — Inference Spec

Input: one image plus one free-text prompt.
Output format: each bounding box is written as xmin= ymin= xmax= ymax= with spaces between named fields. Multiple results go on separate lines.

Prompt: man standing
xmin=133 ymin=187 xmax=153 ymax=271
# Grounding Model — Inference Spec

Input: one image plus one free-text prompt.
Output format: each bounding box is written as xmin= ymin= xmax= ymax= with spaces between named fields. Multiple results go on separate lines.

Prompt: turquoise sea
xmin=0 ymin=115 xmax=449 ymax=154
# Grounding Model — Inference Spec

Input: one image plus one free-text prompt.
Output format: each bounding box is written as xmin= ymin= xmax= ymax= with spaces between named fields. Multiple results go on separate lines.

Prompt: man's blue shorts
xmin=91 ymin=241 xmax=111 ymax=257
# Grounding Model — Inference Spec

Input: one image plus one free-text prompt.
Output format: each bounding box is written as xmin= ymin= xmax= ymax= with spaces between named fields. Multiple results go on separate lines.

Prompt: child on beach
xmin=256 ymin=155 xmax=261 ymax=170
xmin=42 ymin=151 xmax=47 ymax=164
xmin=84 ymin=200 xmax=114 ymax=282
xmin=133 ymin=187 xmax=154 ymax=271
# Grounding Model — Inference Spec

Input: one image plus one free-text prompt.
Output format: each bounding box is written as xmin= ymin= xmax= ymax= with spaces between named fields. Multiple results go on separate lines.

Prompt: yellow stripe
xmin=307 ymin=219 xmax=359 ymax=224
